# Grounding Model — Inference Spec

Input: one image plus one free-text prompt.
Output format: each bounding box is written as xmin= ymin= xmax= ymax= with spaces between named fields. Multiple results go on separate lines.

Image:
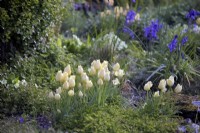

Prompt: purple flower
xmin=123 ymin=26 xmax=135 ymax=39
xmin=181 ymin=36 xmax=188 ymax=45
xmin=168 ymin=35 xmax=178 ymax=52
xmin=192 ymin=101 xmax=200 ymax=107
xmin=36 ymin=115 xmax=52 ymax=130
xmin=186 ymin=9 xmax=200 ymax=21
xmin=126 ymin=10 xmax=136 ymax=24
xmin=144 ymin=20 xmax=162 ymax=40
xmin=19 ymin=117 xmax=24 ymax=124
xmin=132 ymin=0 xmax=136 ymax=3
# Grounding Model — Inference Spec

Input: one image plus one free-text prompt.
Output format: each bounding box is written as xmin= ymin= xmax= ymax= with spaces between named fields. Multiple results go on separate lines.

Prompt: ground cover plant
xmin=1 ymin=0 xmax=200 ymax=132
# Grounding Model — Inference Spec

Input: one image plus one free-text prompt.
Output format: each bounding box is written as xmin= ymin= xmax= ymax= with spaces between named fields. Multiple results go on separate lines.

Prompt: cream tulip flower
xmin=98 ymin=69 xmax=105 ymax=79
xmin=174 ymin=84 xmax=182 ymax=93
xmin=78 ymin=90 xmax=83 ymax=97
xmin=112 ymin=78 xmax=120 ymax=85
xmin=86 ymin=80 xmax=93 ymax=88
xmin=135 ymin=13 xmax=140 ymax=21
xmin=60 ymin=72 xmax=68 ymax=82
xmin=81 ymin=73 xmax=89 ymax=83
xmin=48 ymin=91 xmax=54 ymax=99
xmin=68 ymin=78 xmax=75 ymax=88
xmin=102 ymin=60 xmax=108 ymax=68
xmin=88 ymin=66 xmax=96 ymax=75
xmin=166 ymin=76 xmax=174 ymax=87
xmin=113 ymin=63 xmax=120 ymax=71
xmin=64 ymin=65 xmax=71 ymax=75
xmin=153 ymin=91 xmax=160 ymax=97
xmin=56 ymin=87 xmax=62 ymax=94
xmin=115 ymin=69 xmax=125 ymax=78
xmin=55 ymin=93 xmax=61 ymax=100
xmin=68 ymin=89 xmax=75 ymax=96
xmin=104 ymin=72 xmax=110 ymax=81
xmin=144 ymin=81 xmax=153 ymax=91
xmin=97 ymin=78 xmax=104 ymax=85
xmin=63 ymin=81 xmax=69 ymax=90
xmin=158 ymin=79 xmax=166 ymax=90
xmin=56 ymin=70 xmax=63 ymax=81
xmin=94 ymin=60 xmax=101 ymax=70
xmin=77 ymin=65 xmax=84 ymax=75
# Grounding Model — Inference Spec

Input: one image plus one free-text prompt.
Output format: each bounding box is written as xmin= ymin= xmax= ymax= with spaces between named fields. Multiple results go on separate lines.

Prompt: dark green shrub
xmin=58 ymin=105 xmax=179 ymax=133
xmin=0 ymin=0 xmax=63 ymax=62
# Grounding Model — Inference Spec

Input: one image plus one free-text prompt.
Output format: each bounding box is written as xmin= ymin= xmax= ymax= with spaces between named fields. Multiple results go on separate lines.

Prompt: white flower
xmin=113 ymin=63 xmax=120 ymax=71
xmin=102 ymin=60 xmax=108 ymax=68
xmin=78 ymin=91 xmax=83 ymax=97
xmin=112 ymin=78 xmax=120 ymax=85
xmin=86 ymin=80 xmax=93 ymax=88
xmin=64 ymin=65 xmax=71 ymax=75
xmin=57 ymin=109 xmax=61 ymax=113
xmin=135 ymin=13 xmax=140 ymax=21
xmin=56 ymin=70 xmax=63 ymax=82
xmin=166 ymin=76 xmax=174 ymax=87
xmin=81 ymin=73 xmax=89 ymax=83
xmin=174 ymin=84 xmax=182 ymax=93
xmin=144 ymin=81 xmax=153 ymax=91
xmin=68 ymin=89 xmax=75 ymax=96
xmin=114 ymin=69 xmax=125 ymax=78
xmin=60 ymin=72 xmax=68 ymax=82
xmin=56 ymin=87 xmax=62 ymax=94
xmin=48 ymin=91 xmax=54 ymax=99
xmin=0 ymin=79 xmax=7 ymax=85
xmin=153 ymin=91 xmax=160 ymax=97
xmin=97 ymin=78 xmax=104 ymax=85
xmin=35 ymin=84 xmax=38 ymax=88
xmin=161 ymin=87 xmax=167 ymax=93
xmin=88 ymin=66 xmax=96 ymax=75
xmin=158 ymin=79 xmax=166 ymax=90
xmin=14 ymin=80 xmax=20 ymax=88
xmin=68 ymin=78 xmax=75 ymax=88
xmin=78 ymin=65 xmax=84 ymax=75
xmin=93 ymin=60 xmax=101 ymax=70
xmin=21 ymin=79 xmax=27 ymax=86
xmin=69 ymin=75 xmax=76 ymax=80
xmin=55 ymin=93 xmax=61 ymax=100
xmin=63 ymin=81 xmax=69 ymax=90
xmin=98 ymin=69 xmax=105 ymax=79
xmin=104 ymin=72 xmax=110 ymax=81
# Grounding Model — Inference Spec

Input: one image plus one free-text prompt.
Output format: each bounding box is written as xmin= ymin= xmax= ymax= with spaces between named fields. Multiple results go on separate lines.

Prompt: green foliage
xmin=58 ymin=105 xmax=179 ymax=133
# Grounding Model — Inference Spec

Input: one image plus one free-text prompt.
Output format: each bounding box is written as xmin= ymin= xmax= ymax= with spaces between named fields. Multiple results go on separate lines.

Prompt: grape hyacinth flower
xmin=36 ymin=115 xmax=52 ymax=130
xmin=132 ymin=0 xmax=136 ymax=3
xmin=181 ymin=36 xmax=188 ymax=46
xmin=144 ymin=20 xmax=162 ymax=41
xmin=168 ymin=35 xmax=178 ymax=52
xmin=18 ymin=117 xmax=24 ymax=124
xmin=192 ymin=101 xmax=200 ymax=112
xmin=186 ymin=9 xmax=200 ymax=21
xmin=125 ymin=10 xmax=136 ymax=24
xmin=122 ymin=26 xmax=135 ymax=39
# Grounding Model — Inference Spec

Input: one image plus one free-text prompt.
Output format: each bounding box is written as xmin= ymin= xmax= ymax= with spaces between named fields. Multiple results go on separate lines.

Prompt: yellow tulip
xmin=174 ymin=84 xmax=182 ymax=93
xmin=144 ymin=81 xmax=153 ymax=91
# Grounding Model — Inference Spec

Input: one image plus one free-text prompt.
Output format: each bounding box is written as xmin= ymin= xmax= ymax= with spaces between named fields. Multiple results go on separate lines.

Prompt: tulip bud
xmin=68 ymin=78 xmax=75 ymax=88
xmin=104 ymin=72 xmax=110 ymax=81
xmin=78 ymin=91 xmax=83 ymax=97
xmin=98 ymin=69 xmax=105 ymax=79
xmin=78 ymin=65 xmax=84 ymax=74
xmin=158 ymin=79 xmax=166 ymax=90
xmin=161 ymin=87 xmax=167 ymax=93
xmin=94 ymin=60 xmax=101 ymax=70
xmin=60 ymin=72 xmax=68 ymax=82
xmin=81 ymin=73 xmax=89 ymax=83
xmin=112 ymin=78 xmax=120 ymax=85
xmin=97 ymin=78 xmax=104 ymax=85
xmin=115 ymin=69 xmax=125 ymax=78
xmin=153 ymin=91 xmax=160 ymax=97
xmin=135 ymin=13 xmax=140 ymax=21
xmin=88 ymin=66 xmax=96 ymax=75
xmin=86 ymin=80 xmax=93 ymax=88
xmin=63 ymin=81 xmax=69 ymax=90
xmin=102 ymin=60 xmax=108 ymax=68
xmin=64 ymin=65 xmax=71 ymax=75
xmin=48 ymin=91 xmax=54 ymax=99
xmin=56 ymin=70 xmax=63 ymax=81
xmin=144 ymin=81 xmax=153 ymax=91
xmin=55 ymin=93 xmax=61 ymax=100
xmin=113 ymin=63 xmax=120 ymax=71
xmin=68 ymin=89 xmax=75 ymax=96
xmin=196 ymin=18 xmax=200 ymax=25
xmin=56 ymin=87 xmax=62 ymax=94
xmin=174 ymin=84 xmax=182 ymax=93
xmin=166 ymin=76 xmax=174 ymax=87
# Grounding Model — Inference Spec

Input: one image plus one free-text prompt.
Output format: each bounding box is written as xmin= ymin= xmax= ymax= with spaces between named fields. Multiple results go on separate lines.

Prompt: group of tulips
xmin=48 ymin=59 xmax=125 ymax=100
xmin=144 ymin=75 xmax=182 ymax=97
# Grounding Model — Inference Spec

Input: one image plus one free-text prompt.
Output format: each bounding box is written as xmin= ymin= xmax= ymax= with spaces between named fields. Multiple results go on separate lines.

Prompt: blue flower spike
xmin=192 ymin=101 xmax=200 ymax=112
